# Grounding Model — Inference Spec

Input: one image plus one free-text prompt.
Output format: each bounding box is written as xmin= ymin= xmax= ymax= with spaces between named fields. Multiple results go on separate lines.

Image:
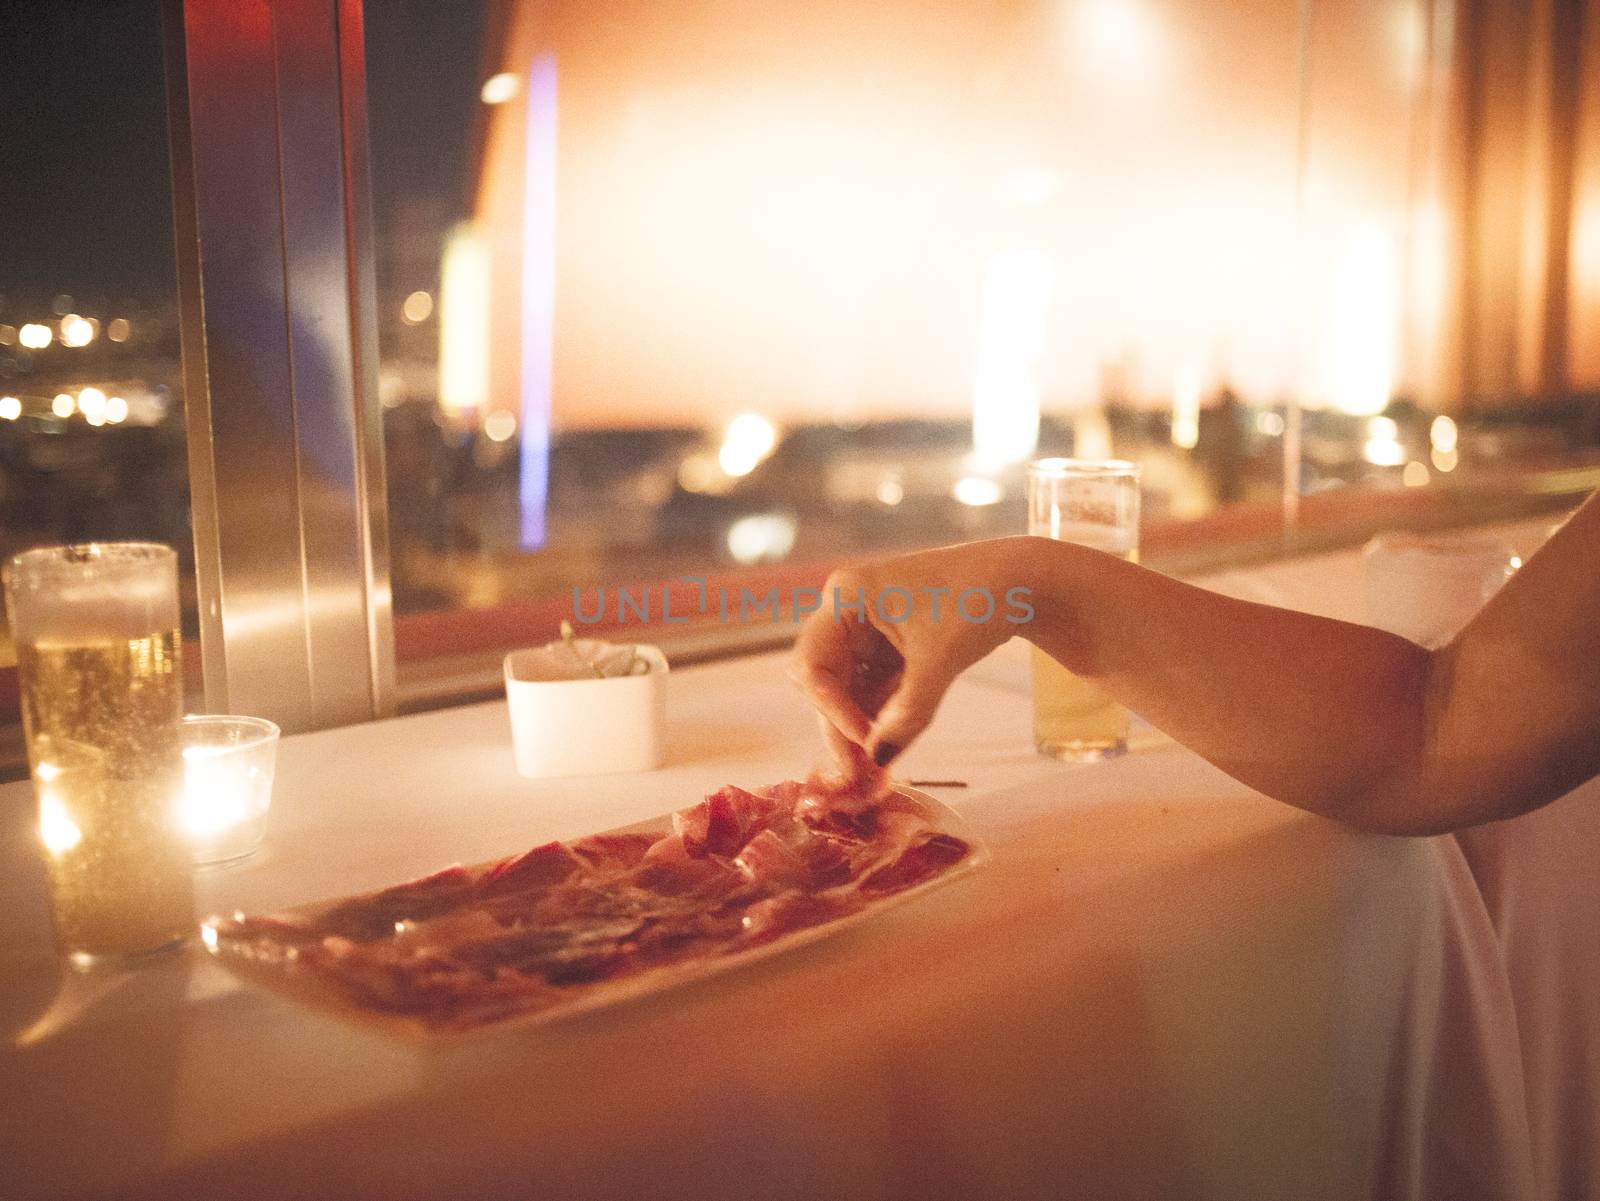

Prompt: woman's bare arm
xmin=792 ymin=493 xmax=1600 ymax=835
xmin=1407 ymin=495 xmax=1600 ymax=829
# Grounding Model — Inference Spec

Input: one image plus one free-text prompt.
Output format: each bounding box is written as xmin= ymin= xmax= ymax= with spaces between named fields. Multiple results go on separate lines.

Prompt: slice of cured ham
xmin=672 ymin=785 xmax=779 ymax=857
xmin=205 ymin=773 xmax=977 ymax=1034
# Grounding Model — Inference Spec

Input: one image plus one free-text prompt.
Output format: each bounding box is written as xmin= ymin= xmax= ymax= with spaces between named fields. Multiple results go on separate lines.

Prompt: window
xmin=0 ymin=2 xmax=196 ymax=723
xmin=6 ymin=1 xmax=1596 ymax=742
xmin=365 ymin=0 xmax=1599 ymax=689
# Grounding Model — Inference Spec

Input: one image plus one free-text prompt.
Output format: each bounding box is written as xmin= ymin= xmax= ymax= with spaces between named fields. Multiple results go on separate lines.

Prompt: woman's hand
xmin=788 ymin=537 xmax=1038 ymax=770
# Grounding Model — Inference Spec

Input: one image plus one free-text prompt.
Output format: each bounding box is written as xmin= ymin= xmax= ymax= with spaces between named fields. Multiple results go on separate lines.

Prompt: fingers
xmin=790 ymin=612 xmax=872 ymax=745
xmin=813 ymin=713 xmax=889 ymax=793
xmin=817 ymin=710 xmax=855 ymax=762
xmin=791 ymin=566 xmax=956 ymax=770
xmin=815 ymin=712 xmax=870 ymax=780
xmin=866 ymin=658 xmax=955 ymax=767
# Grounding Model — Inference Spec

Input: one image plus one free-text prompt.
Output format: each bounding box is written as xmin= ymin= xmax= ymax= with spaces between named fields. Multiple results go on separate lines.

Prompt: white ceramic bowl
xmin=503 ymin=642 xmax=668 ymax=778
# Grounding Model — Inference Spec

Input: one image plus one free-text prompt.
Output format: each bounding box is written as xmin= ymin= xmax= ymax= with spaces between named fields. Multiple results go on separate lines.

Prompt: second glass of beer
xmin=4 ymin=542 xmax=194 ymax=966
xmin=1026 ymin=458 xmax=1141 ymax=760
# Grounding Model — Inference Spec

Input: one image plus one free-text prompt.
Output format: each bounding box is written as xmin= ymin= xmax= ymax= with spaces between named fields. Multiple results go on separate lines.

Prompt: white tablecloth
xmin=1 ymin=521 xmax=1592 ymax=1200
xmin=1205 ymin=514 xmax=1599 ymax=1201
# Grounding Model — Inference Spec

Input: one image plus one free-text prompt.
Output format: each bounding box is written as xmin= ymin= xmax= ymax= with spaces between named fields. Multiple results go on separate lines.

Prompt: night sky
xmin=0 ymin=0 xmax=486 ymax=318
xmin=0 ymin=0 xmax=176 ymax=314
xmin=364 ymin=0 xmax=488 ymax=237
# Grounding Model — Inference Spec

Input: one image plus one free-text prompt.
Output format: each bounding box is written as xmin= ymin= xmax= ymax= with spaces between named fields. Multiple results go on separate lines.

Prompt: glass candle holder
xmin=1026 ymin=458 xmax=1142 ymax=760
xmin=1364 ymin=533 xmax=1519 ymax=649
xmin=180 ymin=715 xmax=280 ymax=865
xmin=3 ymin=542 xmax=193 ymax=966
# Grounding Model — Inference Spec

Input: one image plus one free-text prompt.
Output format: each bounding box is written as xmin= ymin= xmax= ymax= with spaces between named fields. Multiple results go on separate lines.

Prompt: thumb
xmin=866 ymin=660 xmax=954 ymax=768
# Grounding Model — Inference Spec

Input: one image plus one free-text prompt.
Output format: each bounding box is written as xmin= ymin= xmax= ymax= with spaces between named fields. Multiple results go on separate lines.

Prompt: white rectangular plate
xmin=202 ymin=786 xmax=987 ymax=1045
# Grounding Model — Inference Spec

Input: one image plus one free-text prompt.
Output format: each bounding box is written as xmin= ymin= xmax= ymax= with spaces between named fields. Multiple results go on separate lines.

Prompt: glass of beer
xmin=4 ymin=543 xmax=194 ymax=966
xmin=1027 ymin=458 xmax=1140 ymax=760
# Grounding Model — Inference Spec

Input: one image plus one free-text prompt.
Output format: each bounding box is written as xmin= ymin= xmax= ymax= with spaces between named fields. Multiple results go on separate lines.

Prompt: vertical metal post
xmin=1283 ymin=0 xmax=1314 ymax=550
xmin=163 ymin=0 xmax=395 ymax=732
xmin=336 ymin=0 xmax=398 ymax=720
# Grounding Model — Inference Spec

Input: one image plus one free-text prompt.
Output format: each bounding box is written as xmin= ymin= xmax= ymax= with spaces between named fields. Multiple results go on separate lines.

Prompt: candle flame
xmin=39 ymin=787 xmax=83 ymax=855
xmin=181 ymin=746 xmax=258 ymax=836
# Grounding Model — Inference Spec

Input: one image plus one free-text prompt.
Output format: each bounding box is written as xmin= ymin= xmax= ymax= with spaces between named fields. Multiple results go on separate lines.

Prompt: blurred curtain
xmin=1447 ymin=0 xmax=1600 ymax=420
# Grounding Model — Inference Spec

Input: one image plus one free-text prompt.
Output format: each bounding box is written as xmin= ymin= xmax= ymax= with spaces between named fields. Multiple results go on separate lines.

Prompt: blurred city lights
xmin=1072 ymin=410 xmax=1114 ymax=460
xmin=105 ymin=396 xmax=129 ymax=424
xmin=0 ymin=396 xmax=20 ymax=421
xmin=1364 ymin=441 xmax=1405 ymax=468
xmin=953 ymin=476 xmax=1004 ymax=506
xmin=480 ymin=72 xmax=520 ymax=105
xmin=725 ymin=513 xmax=796 ymax=565
xmin=19 ymin=323 xmax=53 ymax=350
xmin=1431 ymin=446 xmax=1459 ymax=472
xmin=677 ymin=454 xmax=718 ymax=493
xmin=438 ymin=223 xmax=489 ymax=413
xmin=972 ymin=248 xmax=1052 ymax=470
xmin=1402 ymin=461 xmax=1429 ymax=487
xmin=1256 ymin=410 xmax=1286 ymax=437
xmin=401 ymin=290 xmax=434 ymax=324
xmin=130 ymin=389 xmax=171 ymax=425
xmin=1361 ymin=415 xmax=1404 ymax=466
xmin=378 ymin=366 xmax=406 ymax=409
xmin=718 ymin=413 xmax=778 ymax=477
xmin=51 ymin=393 xmax=74 ymax=418
xmin=1429 ymin=414 xmax=1458 ymax=454
xmin=1326 ymin=222 xmax=1397 ymax=415
xmin=107 ymin=317 xmax=131 ymax=343
xmin=60 ymin=314 xmax=95 ymax=347
xmin=875 ymin=478 xmax=904 ymax=506
xmin=483 ymin=410 xmax=518 ymax=442
xmin=1171 ymin=366 xmax=1202 ymax=450
xmin=77 ymin=386 xmax=108 ymax=425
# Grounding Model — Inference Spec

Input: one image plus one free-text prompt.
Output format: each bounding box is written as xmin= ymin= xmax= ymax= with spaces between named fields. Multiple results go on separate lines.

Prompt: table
xmin=2 ymin=522 xmax=1593 ymax=1201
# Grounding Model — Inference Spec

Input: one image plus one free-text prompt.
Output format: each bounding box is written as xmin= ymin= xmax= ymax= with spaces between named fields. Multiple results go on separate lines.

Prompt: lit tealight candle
xmin=179 ymin=716 xmax=280 ymax=865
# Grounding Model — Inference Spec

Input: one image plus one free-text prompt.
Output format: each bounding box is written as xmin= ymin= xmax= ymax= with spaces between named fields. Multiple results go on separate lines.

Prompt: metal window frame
xmin=163 ymin=0 xmax=394 ymax=733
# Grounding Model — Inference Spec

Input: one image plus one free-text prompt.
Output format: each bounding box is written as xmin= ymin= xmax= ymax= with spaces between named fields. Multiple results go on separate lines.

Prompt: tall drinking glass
xmin=4 ymin=543 xmax=193 ymax=965
xmin=1027 ymin=458 xmax=1141 ymax=760
xmin=1363 ymin=533 xmax=1518 ymax=649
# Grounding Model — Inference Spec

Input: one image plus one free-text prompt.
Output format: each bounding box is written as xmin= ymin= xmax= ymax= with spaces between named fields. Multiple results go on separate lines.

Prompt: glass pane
xmin=1295 ymin=0 xmax=1446 ymax=492
xmin=364 ymin=0 xmax=1599 ymax=662
xmin=1296 ymin=0 xmax=1600 ymax=495
xmin=0 ymin=3 xmax=195 ymax=720
xmin=367 ymin=1 xmax=1300 ymax=623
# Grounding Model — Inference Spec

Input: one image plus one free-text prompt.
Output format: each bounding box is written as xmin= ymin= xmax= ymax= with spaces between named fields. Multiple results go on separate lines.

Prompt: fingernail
xmin=873 ymin=741 xmax=902 ymax=767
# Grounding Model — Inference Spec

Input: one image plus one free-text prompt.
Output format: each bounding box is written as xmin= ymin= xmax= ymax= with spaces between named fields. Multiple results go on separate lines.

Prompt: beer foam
xmin=9 ymin=557 xmax=180 ymax=645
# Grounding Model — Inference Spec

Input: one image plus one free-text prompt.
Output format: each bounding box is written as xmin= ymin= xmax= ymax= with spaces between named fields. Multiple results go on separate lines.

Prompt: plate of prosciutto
xmin=200 ymin=775 xmax=986 ymax=1041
